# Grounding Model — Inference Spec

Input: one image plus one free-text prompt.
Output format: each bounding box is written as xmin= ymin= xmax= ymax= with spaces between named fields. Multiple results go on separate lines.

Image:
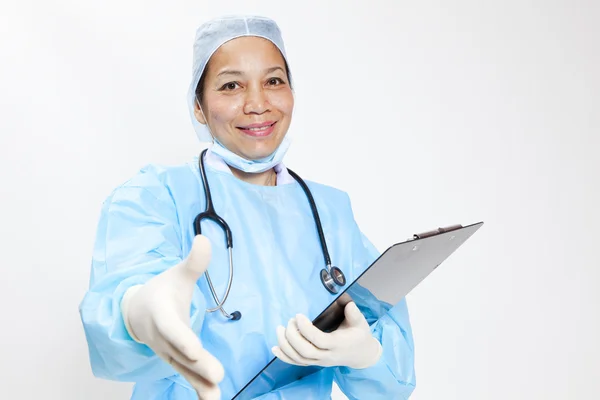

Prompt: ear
xmin=193 ymin=99 xmax=207 ymax=125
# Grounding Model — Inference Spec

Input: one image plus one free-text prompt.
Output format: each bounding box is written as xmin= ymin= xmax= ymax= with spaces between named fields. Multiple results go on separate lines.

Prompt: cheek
xmin=208 ymin=97 xmax=243 ymax=124
xmin=270 ymin=91 xmax=294 ymax=116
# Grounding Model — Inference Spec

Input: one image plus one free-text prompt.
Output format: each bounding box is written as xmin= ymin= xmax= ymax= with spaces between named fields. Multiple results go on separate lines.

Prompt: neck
xmin=230 ymin=167 xmax=277 ymax=186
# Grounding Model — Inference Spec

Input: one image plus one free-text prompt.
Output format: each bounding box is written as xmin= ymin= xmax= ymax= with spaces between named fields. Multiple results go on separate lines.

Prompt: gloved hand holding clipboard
xmin=233 ymin=221 xmax=484 ymax=400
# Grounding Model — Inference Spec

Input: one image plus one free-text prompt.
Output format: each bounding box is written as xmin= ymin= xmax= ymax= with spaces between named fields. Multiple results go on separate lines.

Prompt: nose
xmin=243 ymin=85 xmax=271 ymax=115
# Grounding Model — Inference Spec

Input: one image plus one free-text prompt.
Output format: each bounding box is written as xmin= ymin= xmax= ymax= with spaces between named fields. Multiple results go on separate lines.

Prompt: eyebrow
xmin=216 ymin=66 xmax=286 ymax=78
xmin=265 ymin=66 xmax=285 ymax=75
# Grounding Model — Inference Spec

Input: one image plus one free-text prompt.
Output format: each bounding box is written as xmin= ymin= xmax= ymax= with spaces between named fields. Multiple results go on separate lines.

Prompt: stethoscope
xmin=194 ymin=148 xmax=346 ymax=321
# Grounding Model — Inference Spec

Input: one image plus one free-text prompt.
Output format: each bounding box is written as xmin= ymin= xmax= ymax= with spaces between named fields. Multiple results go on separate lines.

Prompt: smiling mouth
xmin=237 ymin=121 xmax=277 ymax=137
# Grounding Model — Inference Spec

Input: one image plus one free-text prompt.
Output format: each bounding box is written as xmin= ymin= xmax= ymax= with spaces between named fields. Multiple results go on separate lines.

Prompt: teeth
xmin=245 ymin=124 xmax=272 ymax=131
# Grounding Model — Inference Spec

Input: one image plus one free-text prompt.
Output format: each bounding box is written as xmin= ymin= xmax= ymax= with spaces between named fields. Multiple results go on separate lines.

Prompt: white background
xmin=1 ymin=1 xmax=598 ymax=399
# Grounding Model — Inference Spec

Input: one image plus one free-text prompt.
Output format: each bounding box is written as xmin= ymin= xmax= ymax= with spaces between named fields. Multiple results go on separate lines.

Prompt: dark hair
xmin=195 ymin=59 xmax=292 ymax=107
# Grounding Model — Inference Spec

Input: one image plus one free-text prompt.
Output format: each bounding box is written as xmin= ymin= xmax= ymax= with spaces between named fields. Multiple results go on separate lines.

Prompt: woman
xmin=79 ymin=15 xmax=416 ymax=400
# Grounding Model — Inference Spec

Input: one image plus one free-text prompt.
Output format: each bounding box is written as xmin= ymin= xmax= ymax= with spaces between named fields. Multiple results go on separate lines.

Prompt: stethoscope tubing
xmin=194 ymin=149 xmax=345 ymax=321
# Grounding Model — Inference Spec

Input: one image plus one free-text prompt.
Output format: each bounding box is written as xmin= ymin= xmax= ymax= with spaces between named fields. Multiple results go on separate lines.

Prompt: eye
xmin=267 ymin=77 xmax=285 ymax=86
xmin=219 ymin=82 xmax=240 ymax=91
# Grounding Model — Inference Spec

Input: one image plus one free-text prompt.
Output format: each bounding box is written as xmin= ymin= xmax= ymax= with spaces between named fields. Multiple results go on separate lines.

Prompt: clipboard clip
xmin=413 ymin=224 xmax=463 ymax=240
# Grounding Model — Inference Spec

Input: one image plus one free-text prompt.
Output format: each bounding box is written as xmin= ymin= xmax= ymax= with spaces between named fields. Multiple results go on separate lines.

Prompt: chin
xmin=240 ymin=141 xmax=280 ymax=160
xmin=243 ymin=148 xmax=278 ymax=160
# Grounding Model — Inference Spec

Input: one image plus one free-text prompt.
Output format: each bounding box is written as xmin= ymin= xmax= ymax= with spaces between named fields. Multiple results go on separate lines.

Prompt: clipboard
xmin=232 ymin=221 xmax=484 ymax=399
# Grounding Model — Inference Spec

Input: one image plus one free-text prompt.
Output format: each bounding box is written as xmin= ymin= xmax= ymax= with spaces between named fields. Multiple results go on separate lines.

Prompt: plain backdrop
xmin=1 ymin=1 xmax=598 ymax=399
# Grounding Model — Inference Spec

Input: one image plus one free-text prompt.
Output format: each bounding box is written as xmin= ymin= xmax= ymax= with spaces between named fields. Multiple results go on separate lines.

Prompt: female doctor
xmin=79 ymin=15 xmax=416 ymax=400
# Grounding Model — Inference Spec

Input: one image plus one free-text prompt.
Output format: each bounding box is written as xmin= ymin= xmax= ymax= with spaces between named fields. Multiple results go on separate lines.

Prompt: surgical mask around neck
xmin=210 ymin=136 xmax=291 ymax=173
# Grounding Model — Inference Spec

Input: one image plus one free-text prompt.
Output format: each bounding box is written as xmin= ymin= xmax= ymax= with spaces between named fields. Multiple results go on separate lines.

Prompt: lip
xmin=238 ymin=121 xmax=276 ymax=129
xmin=237 ymin=121 xmax=277 ymax=137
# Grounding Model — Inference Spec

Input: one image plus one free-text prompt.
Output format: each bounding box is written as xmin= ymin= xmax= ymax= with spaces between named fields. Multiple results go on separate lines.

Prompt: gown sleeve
xmin=78 ymin=167 xmax=207 ymax=382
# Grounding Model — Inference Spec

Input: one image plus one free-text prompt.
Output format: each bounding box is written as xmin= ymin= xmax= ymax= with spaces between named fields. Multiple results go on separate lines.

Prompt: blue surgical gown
xmin=79 ymin=157 xmax=416 ymax=399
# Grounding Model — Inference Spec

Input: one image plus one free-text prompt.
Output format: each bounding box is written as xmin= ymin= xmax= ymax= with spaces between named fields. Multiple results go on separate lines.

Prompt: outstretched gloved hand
xmin=121 ymin=235 xmax=224 ymax=400
xmin=272 ymin=294 xmax=382 ymax=370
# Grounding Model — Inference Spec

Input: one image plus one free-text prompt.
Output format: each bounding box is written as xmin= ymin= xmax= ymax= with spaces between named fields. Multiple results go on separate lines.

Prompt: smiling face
xmin=194 ymin=36 xmax=294 ymax=161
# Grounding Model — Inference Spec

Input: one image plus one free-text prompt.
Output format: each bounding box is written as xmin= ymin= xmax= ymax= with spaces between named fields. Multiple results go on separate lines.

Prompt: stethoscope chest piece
xmin=320 ymin=266 xmax=346 ymax=294
xmin=196 ymin=149 xmax=348 ymax=320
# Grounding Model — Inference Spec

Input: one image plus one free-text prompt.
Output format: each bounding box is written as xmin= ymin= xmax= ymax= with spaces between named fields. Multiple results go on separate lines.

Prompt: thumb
xmin=343 ymin=301 xmax=366 ymax=327
xmin=178 ymin=235 xmax=212 ymax=282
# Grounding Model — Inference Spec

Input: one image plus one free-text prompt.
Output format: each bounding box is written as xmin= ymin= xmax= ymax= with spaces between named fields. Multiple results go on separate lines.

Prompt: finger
xmin=286 ymin=317 xmax=327 ymax=360
xmin=272 ymin=346 xmax=304 ymax=366
xmin=156 ymin=330 xmax=199 ymax=365
xmin=276 ymin=324 xmax=310 ymax=366
xmin=295 ymin=314 xmax=335 ymax=350
xmin=343 ymin=301 xmax=369 ymax=328
xmin=169 ymin=358 xmax=221 ymax=400
xmin=181 ymin=235 xmax=212 ymax=280
xmin=156 ymin=319 xmax=225 ymax=384
xmin=159 ymin=336 xmax=225 ymax=386
xmin=155 ymin=316 xmax=204 ymax=361
xmin=185 ymin=349 xmax=225 ymax=386
xmin=336 ymin=293 xmax=354 ymax=308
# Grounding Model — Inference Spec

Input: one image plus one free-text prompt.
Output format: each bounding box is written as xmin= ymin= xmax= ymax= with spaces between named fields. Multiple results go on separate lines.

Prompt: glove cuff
xmin=120 ymin=284 xmax=144 ymax=343
xmin=353 ymin=337 xmax=383 ymax=370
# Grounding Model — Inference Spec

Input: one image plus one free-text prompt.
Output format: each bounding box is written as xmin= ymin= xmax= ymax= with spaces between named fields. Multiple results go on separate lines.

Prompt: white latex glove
xmin=272 ymin=295 xmax=383 ymax=370
xmin=121 ymin=235 xmax=225 ymax=400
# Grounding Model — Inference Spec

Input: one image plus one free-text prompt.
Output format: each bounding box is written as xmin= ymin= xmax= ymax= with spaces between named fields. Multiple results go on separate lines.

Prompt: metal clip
xmin=413 ymin=224 xmax=463 ymax=240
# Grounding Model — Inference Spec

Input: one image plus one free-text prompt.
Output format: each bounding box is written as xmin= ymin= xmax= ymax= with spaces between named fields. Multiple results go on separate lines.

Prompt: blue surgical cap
xmin=187 ymin=15 xmax=291 ymax=143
